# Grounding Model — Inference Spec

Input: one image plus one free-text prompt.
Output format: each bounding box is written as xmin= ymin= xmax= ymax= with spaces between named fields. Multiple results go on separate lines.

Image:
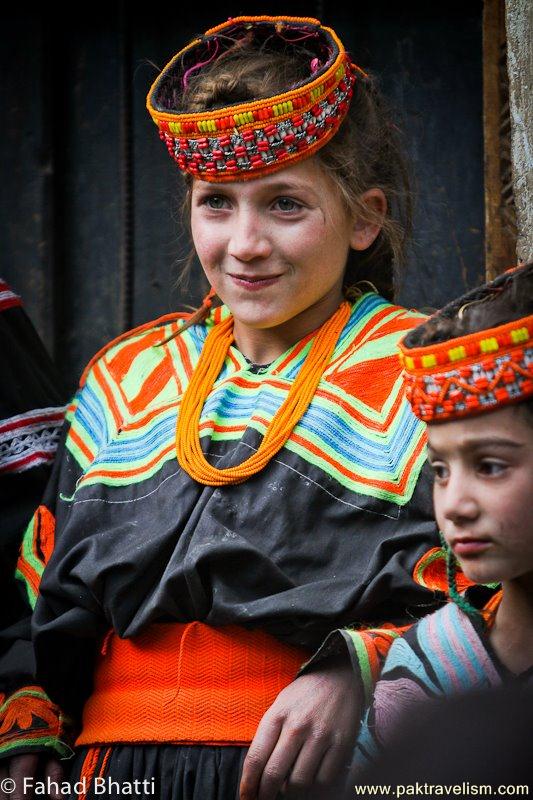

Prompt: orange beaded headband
xmin=399 ymin=267 xmax=533 ymax=422
xmin=400 ymin=316 xmax=533 ymax=422
xmin=146 ymin=16 xmax=361 ymax=182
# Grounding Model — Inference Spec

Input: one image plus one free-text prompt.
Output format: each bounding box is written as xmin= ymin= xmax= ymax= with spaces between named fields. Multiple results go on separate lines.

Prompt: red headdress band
xmin=146 ymin=16 xmax=361 ymax=182
xmin=399 ymin=314 xmax=533 ymax=422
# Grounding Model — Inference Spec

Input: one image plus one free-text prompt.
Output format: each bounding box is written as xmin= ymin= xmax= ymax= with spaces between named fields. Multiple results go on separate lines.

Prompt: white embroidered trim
xmin=0 ymin=406 xmax=66 ymax=473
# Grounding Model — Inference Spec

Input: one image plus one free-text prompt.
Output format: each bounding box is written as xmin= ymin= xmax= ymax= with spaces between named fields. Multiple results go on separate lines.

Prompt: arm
xmin=240 ymin=652 xmax=360 ymax=800
xmin=0 ymin=431 xmax=76 ymax=763
xmin=239 ymin=483 xmax=479 ymax=799
xmin=238 ymin=626 xmax=412 ymax=800
xmin=0 ymin=291 xmax=71 ymax=770
xmin=240 ymin=468 xmax=446 ymax=800
xmin=0 ymin=332 xmax=124 ymax=767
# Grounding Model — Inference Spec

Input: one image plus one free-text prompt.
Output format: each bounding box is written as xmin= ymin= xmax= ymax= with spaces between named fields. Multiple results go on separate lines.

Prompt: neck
xmin=489 ymin=575 xmax=533 ymax=674
xmin=231 ymin=290 xmax=345 ymax=365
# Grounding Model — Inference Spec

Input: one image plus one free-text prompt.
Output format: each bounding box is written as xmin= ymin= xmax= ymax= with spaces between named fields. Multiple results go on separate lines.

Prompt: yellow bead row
xmin=401 ymin=319 xmax=532 ymax=373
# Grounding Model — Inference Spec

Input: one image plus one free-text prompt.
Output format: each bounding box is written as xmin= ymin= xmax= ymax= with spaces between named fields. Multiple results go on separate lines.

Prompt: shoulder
xmin=78 ymin=312 xmax=190 ymax=389
xmin=65 ymin=311 xmax=202 ymax=436
xmin=77 ymin=304 xmax=233 ymax=391
xmin=68 ymin=308 xmax=228 ymax=435
xmin=382 ymin=603 xmax=471 ymax=674
xmin=353 ymin=294 xmax=426 ymax=346
xmin=401 ymin=601 xmax=480 ymax=653
xmin=335 ymin=294 xmax=426 ymax=362
xmin=387 ymin=601 xmax=500 ymax=690
xmin=325 ymin=294 xmax=427 ymax=400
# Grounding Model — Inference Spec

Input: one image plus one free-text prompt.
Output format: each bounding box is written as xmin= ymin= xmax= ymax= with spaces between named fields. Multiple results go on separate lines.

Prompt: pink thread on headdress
xmin=277 ymin=30 xmax=318 ymax=43
xmin=275 ymin=27 xmax=324 ymax=73
xmin=182 ymin=39 xmax=220 ymax=90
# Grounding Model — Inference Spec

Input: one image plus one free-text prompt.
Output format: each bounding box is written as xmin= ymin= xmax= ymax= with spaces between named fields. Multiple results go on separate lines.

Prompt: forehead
xmin=191 ymin=157 xmax=337 ymax=199
xmin=427 ymin=405 xmax=533 ymax=452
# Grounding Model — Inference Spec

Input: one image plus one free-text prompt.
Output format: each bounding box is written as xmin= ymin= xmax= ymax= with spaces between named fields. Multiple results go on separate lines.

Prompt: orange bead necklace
xmin=176 ymin=300 xmax=351 ymax=485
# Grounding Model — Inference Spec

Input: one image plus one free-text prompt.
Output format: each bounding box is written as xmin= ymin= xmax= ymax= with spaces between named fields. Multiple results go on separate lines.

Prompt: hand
xmin=0 ymin=755 xmax=64 ymax=800
xmin=239 ymin=654 xmax=362 ymax=800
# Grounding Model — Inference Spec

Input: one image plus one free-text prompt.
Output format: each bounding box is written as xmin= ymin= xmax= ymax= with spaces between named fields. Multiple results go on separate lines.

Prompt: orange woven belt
xmin=77 ymin=622 xmax=310 ymax=746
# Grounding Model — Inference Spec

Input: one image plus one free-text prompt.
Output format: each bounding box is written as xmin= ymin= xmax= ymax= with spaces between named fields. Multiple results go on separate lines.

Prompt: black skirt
xmin=65 ymin=744 xmax=247 ymax=800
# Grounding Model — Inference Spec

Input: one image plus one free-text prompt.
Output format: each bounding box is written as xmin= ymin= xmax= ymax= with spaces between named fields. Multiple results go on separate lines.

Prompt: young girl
xmin=0 ymin=17 xmax=441 ymax=800
xmin=356 ymin=262 xmax=533 ymax=767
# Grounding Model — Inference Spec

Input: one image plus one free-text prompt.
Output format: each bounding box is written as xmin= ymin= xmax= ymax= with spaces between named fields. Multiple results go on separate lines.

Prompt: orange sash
xmin=77 ymin=622 xmax=309 ymax=746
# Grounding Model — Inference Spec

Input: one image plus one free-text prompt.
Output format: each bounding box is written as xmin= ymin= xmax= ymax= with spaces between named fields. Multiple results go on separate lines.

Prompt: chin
xmin=230 ymin=303 xmax=292 ymax=330
xmin=236 ymin=316 xmax=289 ymax=332
xmin=458 ymin=562 xmax=504 ymax=587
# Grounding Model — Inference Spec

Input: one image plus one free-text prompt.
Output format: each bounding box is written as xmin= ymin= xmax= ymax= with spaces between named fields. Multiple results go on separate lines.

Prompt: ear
xmin=349 ymin=189 xmax=387 ymax=251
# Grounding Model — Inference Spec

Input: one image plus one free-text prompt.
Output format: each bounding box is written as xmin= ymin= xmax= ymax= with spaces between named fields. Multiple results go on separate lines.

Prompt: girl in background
xmin=356 ymin=262 xmax=533 ymax=767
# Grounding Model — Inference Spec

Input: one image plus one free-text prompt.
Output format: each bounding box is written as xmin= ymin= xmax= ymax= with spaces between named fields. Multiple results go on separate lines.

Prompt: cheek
xmin=480 ymin=478 xmax=533 ymax=561
xmin=432 ymin=487 xmax=446 ymax=533
xmin=308 ymin=217 xmax=344 ymax=254
xmin=490 ymin=475 xmax=530 ymax=528
xmin=289 ymin=219 xmax=349 ymax=282
xmin=278 ymin=219 xmax=319 ymax=256
xmin=501 ymin=504 xmax=533 ymax=573
xmin=497 ymin=497 xmax=531 ymax=541
xmin=191 ymin=221 xmax=222 ymax=270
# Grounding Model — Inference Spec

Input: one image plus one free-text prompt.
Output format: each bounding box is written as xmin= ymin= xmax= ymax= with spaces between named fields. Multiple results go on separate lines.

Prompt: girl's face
xmin=190 ymin=158 xmax=384 ymax=335
xmin=428 ymin=406 xmax=533 ymax=587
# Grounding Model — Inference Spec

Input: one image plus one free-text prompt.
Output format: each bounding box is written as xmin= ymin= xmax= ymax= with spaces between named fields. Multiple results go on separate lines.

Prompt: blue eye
xmin=273 ymin=197 xmax=301 ymax=212
xmin=204 ymin=195 xmax=228 ymax=209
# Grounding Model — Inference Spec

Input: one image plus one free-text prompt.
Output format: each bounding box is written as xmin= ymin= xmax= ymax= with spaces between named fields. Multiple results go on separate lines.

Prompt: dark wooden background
xmin=1 ymin=1 xmax=484 ymax=394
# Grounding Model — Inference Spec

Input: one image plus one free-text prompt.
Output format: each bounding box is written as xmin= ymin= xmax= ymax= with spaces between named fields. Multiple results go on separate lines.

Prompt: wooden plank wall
xmin=505 ymin=0 xmax=533 ymax=264
xmin=1 ymin=1 xmax=484 ymax=393
xmin=483 ymin=0 xmax=518 ymax=279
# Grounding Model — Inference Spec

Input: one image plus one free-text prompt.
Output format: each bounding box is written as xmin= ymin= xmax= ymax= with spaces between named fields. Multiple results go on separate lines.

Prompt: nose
xmin=437 ymin=469 xmax=480 ymax=527
xmin=227 ymin=208 xmax=272 ymax=262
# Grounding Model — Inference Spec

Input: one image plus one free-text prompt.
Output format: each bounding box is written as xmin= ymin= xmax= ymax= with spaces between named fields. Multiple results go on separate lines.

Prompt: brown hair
xmin=172 ymin=39 xmax=413 ymax=303
xmin=402 ymin=263 xmax=533 ymax=347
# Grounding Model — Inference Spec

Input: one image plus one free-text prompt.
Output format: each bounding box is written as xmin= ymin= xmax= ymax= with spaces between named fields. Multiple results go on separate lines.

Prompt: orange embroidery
xmin=0 ymin=689 xmax=60 ymax=737
xmin=414 ymin=547 xmax=475 ymax=594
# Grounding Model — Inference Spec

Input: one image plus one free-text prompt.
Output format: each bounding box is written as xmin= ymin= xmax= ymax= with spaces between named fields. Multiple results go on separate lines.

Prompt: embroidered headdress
xmin=399 ymin=265 xmax=533 ymax=422
xmin=146 ymin=16 xmax=361 ymax=182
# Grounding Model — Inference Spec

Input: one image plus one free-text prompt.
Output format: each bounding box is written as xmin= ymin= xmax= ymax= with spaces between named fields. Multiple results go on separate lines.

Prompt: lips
xmin=450 ymin=537 xmax=492 ymax=557
xmin=228 ymin=273 xmax=283 ymax=291
xmin=229 ymin=273 xmax=282 ymax=282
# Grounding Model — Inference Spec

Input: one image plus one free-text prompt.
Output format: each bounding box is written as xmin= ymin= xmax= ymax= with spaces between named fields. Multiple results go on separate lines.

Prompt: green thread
xmin=347 ymin=631 xmax=374 ymax=705
xmin=440 ymin=532 xmax=482 ymax=621
xmin=0 ymin=735 xmax=72 ymax=759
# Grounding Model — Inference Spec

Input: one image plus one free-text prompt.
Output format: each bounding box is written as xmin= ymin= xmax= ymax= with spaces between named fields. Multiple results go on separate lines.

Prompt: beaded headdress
xmin=146 ymin=16 xmax=360 ymax=182
xmin=399 ymin=265 xmax=533 ymax=422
